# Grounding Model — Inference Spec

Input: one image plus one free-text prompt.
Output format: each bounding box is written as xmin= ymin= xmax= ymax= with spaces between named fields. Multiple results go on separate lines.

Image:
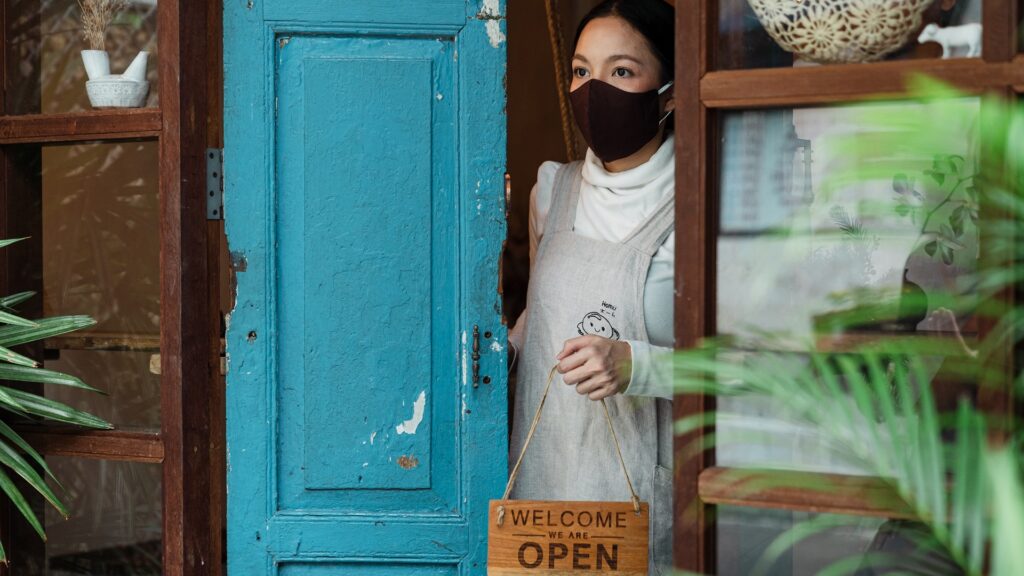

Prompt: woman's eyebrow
xmin=572 ymin=54 xmax=589 ymax=63
xmin=606 ymin=54 xmax=644 ymax=65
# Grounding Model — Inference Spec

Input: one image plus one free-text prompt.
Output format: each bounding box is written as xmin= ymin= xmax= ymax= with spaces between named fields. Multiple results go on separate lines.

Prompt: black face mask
xmin=570 ymin=79 xmax=673 ymax=163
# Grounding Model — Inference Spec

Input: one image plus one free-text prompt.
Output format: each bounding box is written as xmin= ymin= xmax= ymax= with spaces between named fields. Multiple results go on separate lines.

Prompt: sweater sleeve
xmin=622 ymin=340 xmax=674 ymax=401
xmin=528 ymin=160 xmax=561 ymax=263
xmin=509 ymin=161 xmax=562 ymax=355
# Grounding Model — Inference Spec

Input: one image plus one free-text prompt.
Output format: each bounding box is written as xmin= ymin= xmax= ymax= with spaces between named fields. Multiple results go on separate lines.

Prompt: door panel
xmin=279 ymin=564 xmax=458 ymax=576
xmin=262 ymin=1 xmax=466 ymax=28
xmin=224 ymin=2 xmax=507 ymax=575
xmin=278 ymin=36 xmax=456 ymax=509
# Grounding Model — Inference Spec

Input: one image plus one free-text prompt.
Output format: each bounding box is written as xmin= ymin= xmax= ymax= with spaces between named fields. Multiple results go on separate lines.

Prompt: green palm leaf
xmin=0 ymin=344 xmax=39 ymax=368
xmin=989 ymin=448 xmax=1024 ymax=576
xmin=0 ymin=420 xmax=57 ymax=484
xmin=0 ymin=438 xmax=67 ymax=518
xmin=0 ymin=364 xmax=104 ymax=393
xmin=0 ymin=291 xmax=35 ymax=310
xmin=0 ymin=240 xmax=107 ymax=555
xmin=0 ymin=310 xmax=36 ymax=328
xmin=0 ymin=315 xmax=96 ymax=347
xmin=0 ymin=388 xmax=112 ymax=429
xmin=0 ymin=466 xmax=44 ymax=542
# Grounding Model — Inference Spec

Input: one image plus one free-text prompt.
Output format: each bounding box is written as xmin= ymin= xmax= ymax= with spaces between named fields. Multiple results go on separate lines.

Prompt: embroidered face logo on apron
xmin=577 ymin=311 xmax=620 ymax=340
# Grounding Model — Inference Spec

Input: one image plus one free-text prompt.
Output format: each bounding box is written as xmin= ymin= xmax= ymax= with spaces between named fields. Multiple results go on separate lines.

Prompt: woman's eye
xmin=612 ymin=67 xmax=633 ymax=78
xmin=573 ymin=67 xmax=589 ymax=78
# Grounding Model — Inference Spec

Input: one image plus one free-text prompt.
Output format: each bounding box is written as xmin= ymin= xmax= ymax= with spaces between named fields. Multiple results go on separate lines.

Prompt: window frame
xmin=0 ymin=1 xmax=223 ymax=575
xmin=673 ymin=1 xmax=1021 ymax=572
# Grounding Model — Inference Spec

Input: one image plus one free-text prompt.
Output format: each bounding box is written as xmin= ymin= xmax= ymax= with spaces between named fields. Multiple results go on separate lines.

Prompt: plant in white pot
xmin=78 ymin=0 xmax=150 ymax=108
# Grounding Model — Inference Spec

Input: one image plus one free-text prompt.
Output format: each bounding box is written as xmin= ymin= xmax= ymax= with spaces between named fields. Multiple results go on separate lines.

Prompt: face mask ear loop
xmin=658 ymin=81 xmax=674 ymax=124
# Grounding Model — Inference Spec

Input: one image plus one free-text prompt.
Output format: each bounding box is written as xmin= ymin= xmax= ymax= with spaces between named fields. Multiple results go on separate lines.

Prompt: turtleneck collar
xmin=581 ymin=133 xmax=675 ymax=193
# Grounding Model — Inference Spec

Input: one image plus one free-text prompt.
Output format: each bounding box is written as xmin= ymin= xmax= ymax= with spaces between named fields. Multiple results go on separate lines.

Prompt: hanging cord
xmin=544 ymin=0 xmax=579 ymax=161
xmin=497 ymin=365 xmax=642 ymax=526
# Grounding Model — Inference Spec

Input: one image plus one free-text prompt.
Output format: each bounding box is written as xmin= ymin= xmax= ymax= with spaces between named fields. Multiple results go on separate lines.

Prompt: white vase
xmin=122 ymin=51 xmax=149 ymax=82
xmin=81 ymin=50 xmax=110 ymax=81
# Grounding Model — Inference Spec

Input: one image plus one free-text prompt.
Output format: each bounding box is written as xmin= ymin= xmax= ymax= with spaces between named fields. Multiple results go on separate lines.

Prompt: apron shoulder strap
xmin=546 ymin=160 xmax=584 ymax=234
xmin=622 ymin=192 xmax=675 ymax=254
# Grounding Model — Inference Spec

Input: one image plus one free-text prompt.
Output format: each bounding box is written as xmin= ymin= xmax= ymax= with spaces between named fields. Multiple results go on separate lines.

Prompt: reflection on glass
xmin=38 ymin=141 xmax=161 ymax=427
xmin=717 ymin=0 xmax=983 ymax=70
xmin=46 ymin=351 xmax=160 ymax=427
xmin=44 ymin=458 xmax=162 ymax=575
xmin=6 ymin=0 xmax=158 ymax=115
xmin=715 ymin=100 xmax=980 ymax=473
xmin=717 ymin=507 xmax=959 ymax=575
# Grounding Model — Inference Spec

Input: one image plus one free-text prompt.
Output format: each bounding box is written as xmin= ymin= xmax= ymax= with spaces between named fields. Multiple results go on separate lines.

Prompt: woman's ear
xmin=659 ymin=84 xmax=675 ymax=115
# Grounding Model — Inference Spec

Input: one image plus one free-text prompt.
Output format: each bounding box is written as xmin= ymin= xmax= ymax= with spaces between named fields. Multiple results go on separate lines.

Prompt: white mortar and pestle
xmin=82 ymin=50 xmax=150 ymax=108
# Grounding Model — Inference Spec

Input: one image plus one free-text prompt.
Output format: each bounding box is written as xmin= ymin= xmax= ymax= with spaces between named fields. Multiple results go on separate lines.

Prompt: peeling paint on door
xmin=397 ymin=455 xmax=420 ymax=470
xmin=395 ymin=391 xmax=426 ymax=435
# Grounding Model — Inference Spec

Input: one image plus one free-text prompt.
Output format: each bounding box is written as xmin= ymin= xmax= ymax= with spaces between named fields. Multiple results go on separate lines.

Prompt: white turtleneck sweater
xmin=509 ymin=135 xmax=675 ymax=400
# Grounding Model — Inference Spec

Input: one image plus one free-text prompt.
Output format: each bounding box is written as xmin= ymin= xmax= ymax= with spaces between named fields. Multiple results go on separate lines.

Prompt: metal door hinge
xmin=504 ymin=172 xmax=511 ymax=221
xmin=207 ymin=148 xmax=224 ymax=220
xmin=471 ymin=325 xmax=492 ymax=389
xmin=472 ymin=325 xmax=481 ymax=388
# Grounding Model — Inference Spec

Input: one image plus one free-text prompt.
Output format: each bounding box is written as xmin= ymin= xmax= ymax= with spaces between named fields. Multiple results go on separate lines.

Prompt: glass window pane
xmin=717 ymin=507 xmax=960 ymax=575
xmin=44 ymin=457 xmax=162 ymax=575
xmin=717 ymin=0 xmax=982 ymax=70
xmin=28 ymin=140 xmax=161 ymax=428
xmin=715 ymin=100 xmax=980 ymax=473
xmin=6 ymin=0 xmax=158 ymax=115
xmin=1019 ymin=0 xmax=1024 ymax=52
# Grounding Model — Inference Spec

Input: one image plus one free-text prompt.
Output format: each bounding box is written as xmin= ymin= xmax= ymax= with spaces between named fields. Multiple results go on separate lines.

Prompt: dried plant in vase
xmin=78 ymin=0 xmax=151 ymax=108
xmin=79 ymin=0 xmax=127 ymax=51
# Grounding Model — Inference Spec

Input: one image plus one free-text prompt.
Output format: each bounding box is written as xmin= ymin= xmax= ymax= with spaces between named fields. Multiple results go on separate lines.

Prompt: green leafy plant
xmin=0 ymin=237 xmax=111 ymax=564
xmin=674 ymin=79 xmax=1023 ymax=575
xmin=892 ymin=154 xmax=978 ymax=266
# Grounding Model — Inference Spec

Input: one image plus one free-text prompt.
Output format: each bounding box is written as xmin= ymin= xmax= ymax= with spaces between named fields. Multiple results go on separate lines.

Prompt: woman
xmin=507 ymin=0 xmax=676 ymax=572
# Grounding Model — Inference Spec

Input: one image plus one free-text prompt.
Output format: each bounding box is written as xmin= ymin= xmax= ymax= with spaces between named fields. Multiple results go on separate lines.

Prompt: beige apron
xmin=511 ymin=161 xmax=674 ymax=574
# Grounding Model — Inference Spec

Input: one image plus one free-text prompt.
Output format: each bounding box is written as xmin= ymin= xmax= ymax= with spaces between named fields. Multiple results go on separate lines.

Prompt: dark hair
xmin=573 ymin=0 xmax=675 ymax=84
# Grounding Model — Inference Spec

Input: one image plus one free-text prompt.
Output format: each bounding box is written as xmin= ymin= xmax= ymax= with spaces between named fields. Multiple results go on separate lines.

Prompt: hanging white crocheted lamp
xmin=747 ymin=0 xmax=933 ymax=64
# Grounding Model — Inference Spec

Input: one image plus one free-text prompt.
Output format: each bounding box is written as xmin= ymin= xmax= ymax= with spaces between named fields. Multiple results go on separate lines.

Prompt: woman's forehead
xmin=574 ymin=16 xmax=655 ymax=64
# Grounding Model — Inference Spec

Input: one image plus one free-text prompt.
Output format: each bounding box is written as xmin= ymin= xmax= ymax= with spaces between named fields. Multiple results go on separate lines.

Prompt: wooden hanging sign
xmin=487 ymin=500 xmax=649 ymax=576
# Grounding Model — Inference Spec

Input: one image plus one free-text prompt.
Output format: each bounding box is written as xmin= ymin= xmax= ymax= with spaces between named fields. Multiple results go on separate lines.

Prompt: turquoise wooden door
xmin=223 ymin=2 xmax=507 ymax=574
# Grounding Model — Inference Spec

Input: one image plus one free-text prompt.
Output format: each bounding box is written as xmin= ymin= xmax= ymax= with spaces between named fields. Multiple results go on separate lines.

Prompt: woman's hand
xmin=555 ymin=336 xmax=632 ymax=400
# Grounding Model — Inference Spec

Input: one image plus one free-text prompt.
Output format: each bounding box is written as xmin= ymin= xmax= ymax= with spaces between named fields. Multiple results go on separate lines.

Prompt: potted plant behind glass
xmin=674 ymin=79 xmax=1024 ymax=575
xmin=0 ymin=238 xmax=112 ymax=563
xmin=78 ymin=0 xmax=150 ymax=108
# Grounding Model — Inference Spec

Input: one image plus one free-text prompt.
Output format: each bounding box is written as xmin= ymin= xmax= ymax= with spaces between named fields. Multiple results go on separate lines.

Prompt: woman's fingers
xmin=556 ymin=335 xmax=601 ymax=361
xmin=588 ymin=385 xmax=617 ymax=401
xmin=556 ymin=337 xmax=600 ymax=374
xmin=563 ymin=360 xmax=598 ymax=385
xmin=557 ymin=351 xmax=590 ymax=377
xmin=573 ymin=376 xmax=601 ymax=394
xmin=575 ymin=376 xmax=617 ymax=400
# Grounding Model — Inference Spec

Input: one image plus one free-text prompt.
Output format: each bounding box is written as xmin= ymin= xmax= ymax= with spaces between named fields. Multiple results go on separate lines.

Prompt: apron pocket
xmin=651 ymin=464 xmax=673 ymax=576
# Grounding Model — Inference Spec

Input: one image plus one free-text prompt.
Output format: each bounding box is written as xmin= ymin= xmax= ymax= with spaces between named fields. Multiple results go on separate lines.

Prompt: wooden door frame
xmin=672 ymin=1 xmax=1022 ymax=573
xmin=158 ymin=0 xmax=222 ymax=574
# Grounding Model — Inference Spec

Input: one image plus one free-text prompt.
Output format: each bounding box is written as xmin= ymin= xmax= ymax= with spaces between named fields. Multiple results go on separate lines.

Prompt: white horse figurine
xmin=917 ymin=23 xmax=982 ymax=59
